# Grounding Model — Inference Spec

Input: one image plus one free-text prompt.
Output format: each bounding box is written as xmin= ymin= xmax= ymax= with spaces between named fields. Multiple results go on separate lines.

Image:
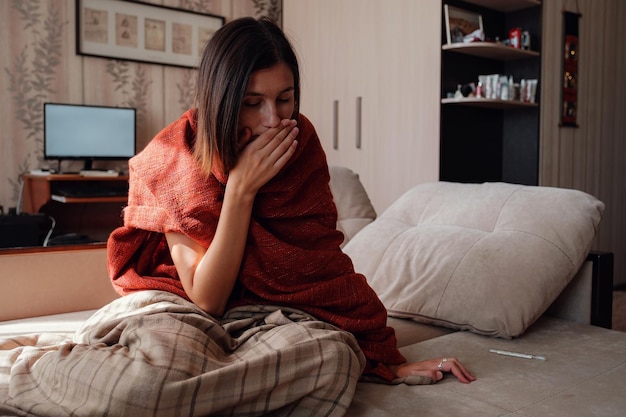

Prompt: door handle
xmin=356 ymin=96 xmax=362 ymax=149
xmin=333 ymin=100 xmax=339 ymax=150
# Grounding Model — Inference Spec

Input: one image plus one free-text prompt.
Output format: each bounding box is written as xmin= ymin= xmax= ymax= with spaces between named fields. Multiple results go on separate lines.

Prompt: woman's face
xmin=238 ymin=62 xmax=296 ymax=145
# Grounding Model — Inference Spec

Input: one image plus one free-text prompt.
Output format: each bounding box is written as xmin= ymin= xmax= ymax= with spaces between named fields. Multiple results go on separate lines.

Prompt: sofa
xmin=0 ymin=165 xmax=624 ymax=416
xmin=331 ymin=165 xmax=623 ymax=416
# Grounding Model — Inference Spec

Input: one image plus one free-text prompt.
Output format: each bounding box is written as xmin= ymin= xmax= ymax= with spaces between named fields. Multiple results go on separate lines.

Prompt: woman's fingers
xmin=390 ymin=357 xmax=476 ymax=384
xmin=249 ymin=120 xmax=298 ymax=168
xmin=449 ymin=363 xmax=475 ymax=384
xmin=230 ymin=120 xmax=299 ymax=194
xmin=247 ymin=119 xmax=295 ymax=149
xmin=269 ymin=125 xmax=298 ymax=168
xmin=259 ymin=119 xmax=298 ymax=161
xmin=439 ymin=357 xmax=476 ymax=384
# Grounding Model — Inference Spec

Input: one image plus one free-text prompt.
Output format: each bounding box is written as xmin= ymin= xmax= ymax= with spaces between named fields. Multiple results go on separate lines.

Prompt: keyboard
xmin=53 ymin=184 xmax=128 ymax=198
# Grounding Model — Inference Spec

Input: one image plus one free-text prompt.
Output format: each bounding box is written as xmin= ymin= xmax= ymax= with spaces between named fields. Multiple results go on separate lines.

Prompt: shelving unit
xmin=440 ymin=0 xmax=542 ymax=185
xmin=21 ymin=174 xmax=128 ymax=243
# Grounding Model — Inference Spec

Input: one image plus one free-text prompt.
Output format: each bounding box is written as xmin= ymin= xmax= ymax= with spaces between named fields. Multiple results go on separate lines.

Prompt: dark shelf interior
xmin=440 ymin=0 xmax=542 ymax=185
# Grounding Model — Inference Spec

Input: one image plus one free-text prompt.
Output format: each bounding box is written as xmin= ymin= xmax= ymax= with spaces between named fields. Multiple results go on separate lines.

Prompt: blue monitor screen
xmin=44 ymin=103 xmax=136 ymax=163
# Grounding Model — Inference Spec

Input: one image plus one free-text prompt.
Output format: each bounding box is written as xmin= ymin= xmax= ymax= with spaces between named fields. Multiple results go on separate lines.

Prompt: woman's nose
xmin=262 ymin=105 xmax=280 ymax=128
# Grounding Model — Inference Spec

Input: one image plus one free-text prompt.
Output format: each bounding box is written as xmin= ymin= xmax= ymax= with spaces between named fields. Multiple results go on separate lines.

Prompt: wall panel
xmin=540 ymin=0 xmax=626 ymax=285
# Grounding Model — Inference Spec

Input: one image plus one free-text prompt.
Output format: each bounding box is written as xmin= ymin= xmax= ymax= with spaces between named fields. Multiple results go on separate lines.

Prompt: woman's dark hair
xmin=194 ymin=17 xmax=300 ymax=175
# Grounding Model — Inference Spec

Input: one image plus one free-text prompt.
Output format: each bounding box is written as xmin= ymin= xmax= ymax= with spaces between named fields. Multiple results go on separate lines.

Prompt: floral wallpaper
xmin=0 ymin=0 xmax=282 ymax=215
xmin=4 ymin=0 xmax=67 ymax=204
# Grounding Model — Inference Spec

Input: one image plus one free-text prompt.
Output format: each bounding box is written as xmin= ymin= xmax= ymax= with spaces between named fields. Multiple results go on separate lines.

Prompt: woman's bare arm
xmin=165 ymin=186 xmax=255 ymax=316
xmin=166 ymin=120 xmax=298 ymax=316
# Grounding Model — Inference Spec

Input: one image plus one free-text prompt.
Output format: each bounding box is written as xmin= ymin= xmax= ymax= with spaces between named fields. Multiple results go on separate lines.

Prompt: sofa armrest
xmin=547 ymin=251 xmax=613 ymax=328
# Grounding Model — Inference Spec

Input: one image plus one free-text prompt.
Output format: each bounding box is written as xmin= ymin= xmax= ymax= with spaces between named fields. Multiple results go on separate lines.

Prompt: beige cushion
xmin=328 ymin=166 xmax=376 ymax=246
xmin=343 ymin=182 xmax=604 ymax=338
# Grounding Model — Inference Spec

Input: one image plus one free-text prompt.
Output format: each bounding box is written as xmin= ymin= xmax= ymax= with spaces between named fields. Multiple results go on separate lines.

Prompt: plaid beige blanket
xmin=0 ymin=291 xmax=366 ymax=416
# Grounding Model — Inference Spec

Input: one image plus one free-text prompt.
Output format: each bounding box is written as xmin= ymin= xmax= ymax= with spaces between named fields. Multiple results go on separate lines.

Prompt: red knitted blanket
xmin=107 ymin=110 xmax=405 ymax=379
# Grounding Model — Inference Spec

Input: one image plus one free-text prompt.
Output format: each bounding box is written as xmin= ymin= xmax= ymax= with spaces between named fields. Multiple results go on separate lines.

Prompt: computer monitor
xmin=44 ymin=102 xmax=136 ymax=171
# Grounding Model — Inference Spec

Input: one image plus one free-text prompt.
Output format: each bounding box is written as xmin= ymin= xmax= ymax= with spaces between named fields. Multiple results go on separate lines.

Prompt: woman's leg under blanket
xmin=4 ymin=292 xmax=365 ymax=417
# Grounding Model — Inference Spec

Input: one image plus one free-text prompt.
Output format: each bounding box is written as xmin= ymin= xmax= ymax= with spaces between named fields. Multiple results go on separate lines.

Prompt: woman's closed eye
xmin=243 ymin=96 xmax=293 ymax=108
xmin=278 ymin=94 xmax=293 ymax=103
xmin=243 ymin=100 xmax=262 ymax=108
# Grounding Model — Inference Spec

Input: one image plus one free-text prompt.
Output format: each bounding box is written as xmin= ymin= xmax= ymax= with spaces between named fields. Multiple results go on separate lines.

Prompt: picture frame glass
xmin=444 ymin=5 xmax=483 ymax=45
xmin=77 ymin=0 xmax=224 ymax=68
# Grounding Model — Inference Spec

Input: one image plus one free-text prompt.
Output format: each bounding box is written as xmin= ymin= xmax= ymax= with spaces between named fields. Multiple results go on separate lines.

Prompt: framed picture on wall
xmin=76 ymin=0 xmax=224 ymax=68
xmin=444 ymin=5 xmax=483 ymax=45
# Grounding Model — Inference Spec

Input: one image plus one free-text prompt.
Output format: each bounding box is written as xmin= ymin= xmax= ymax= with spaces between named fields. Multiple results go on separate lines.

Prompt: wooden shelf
xmin=21 ymin=174 xmax=129 ymax=212
xmin=24 ymin=174 xmax=128 ymax=182
xmin=50 ymin=195 xmax=127 ymax=204
xmin=461 ymin=0 xmax=541 ymax=13
xmin=20 ymin=174 xmax=129 ymax=243
xmin=442 ymin=97 xmax=538 ymax=109
xmin=442 ymin=42 xmax=540 ymax=60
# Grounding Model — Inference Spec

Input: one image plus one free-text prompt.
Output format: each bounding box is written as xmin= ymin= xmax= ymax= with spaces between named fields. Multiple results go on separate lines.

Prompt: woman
xmin=107 ymin=16 xmax=474 ymax=414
